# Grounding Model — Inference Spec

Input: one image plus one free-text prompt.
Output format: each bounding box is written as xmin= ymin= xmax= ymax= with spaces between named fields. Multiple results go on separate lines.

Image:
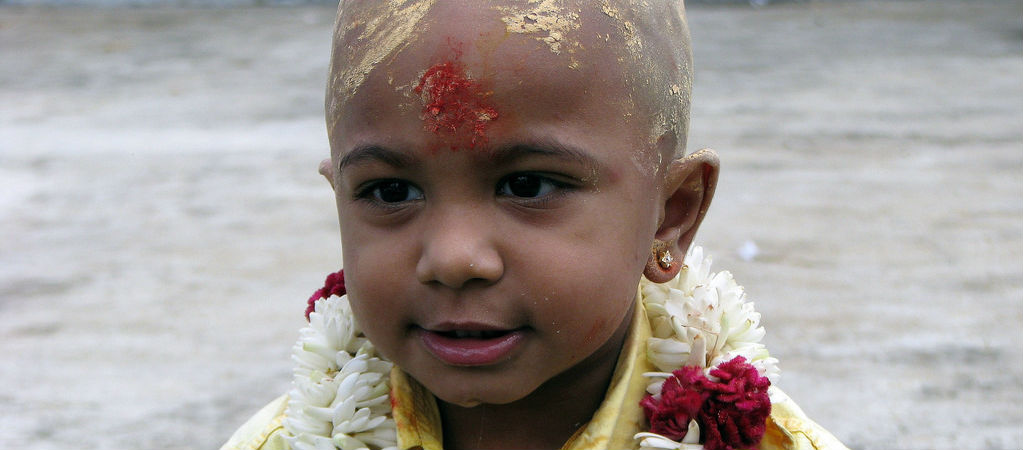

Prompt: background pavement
xmin=1 ymin=2 xmax=1021 ymax=449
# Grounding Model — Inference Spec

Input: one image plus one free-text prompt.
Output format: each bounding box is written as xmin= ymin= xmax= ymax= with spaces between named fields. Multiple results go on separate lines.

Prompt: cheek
xmin=338 ymin=202 xmax=418 ymax=292
xmin=340 ymin=228 xmax=416 ymax=355
xmin=544 ymin=213 xmax=650 ymax=345
xmin=345 ymin=265 xmax=400 ymax=327
xmin=567 ymin=204 xmax=655 ymax=279
xmin=526 ymin=236 xmax=644 ymax=350
xmin=583 ymin=316 xmax=609 ymax=344
xmin=345 ymin=268 xmax=410 ymax=364
xmin=541 ymin=279 xmax=635 ymax=363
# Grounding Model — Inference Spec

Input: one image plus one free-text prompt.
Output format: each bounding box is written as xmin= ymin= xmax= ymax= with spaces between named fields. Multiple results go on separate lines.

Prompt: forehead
xmin=329 ymin=1 xmax=626 ymax=102
xmin=329 ymin=1 xmax=653 ymax=153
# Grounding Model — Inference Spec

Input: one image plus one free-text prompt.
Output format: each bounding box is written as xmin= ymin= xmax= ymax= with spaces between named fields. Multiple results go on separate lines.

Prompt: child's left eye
xmin=496 ymin=173 xmax=563 ymax=198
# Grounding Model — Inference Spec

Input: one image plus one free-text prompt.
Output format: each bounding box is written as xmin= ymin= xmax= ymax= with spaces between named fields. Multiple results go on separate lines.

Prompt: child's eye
xmin=497 ymin=173 xmax=562 ymax=198
xmin=358 ymin=179 xmax=424 ymax=203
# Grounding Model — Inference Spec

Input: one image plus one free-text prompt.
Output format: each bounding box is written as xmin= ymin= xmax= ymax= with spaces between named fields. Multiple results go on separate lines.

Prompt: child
xmin=223 ymin=1 xmax=847 ymax=449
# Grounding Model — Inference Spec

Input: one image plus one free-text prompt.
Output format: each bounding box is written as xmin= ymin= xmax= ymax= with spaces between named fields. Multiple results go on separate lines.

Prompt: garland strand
xmin=283 ymin=246 xmax=778 ymax=450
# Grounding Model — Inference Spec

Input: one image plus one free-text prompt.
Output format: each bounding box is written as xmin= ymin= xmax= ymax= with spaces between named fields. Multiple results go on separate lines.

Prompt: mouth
xmin=416 ymin=326 xmax=527 ymax=367
xmin=436 ymin=329 xmax=512 ymax=339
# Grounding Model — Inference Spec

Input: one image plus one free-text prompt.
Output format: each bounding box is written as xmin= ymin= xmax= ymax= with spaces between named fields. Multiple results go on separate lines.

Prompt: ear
xmin=318 ymin=158 xmax=336 ymax=191
xmin=643 ymin=148 xmax=720 ymax=283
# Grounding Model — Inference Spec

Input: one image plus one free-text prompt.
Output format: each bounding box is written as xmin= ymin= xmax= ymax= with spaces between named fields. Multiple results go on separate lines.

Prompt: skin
xmin=320 ymin=2 xmax=719 ymax=448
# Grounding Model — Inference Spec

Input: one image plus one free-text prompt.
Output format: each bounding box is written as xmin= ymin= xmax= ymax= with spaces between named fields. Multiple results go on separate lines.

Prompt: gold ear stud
xmin=657 ymin=249 xmax=673 ymax=269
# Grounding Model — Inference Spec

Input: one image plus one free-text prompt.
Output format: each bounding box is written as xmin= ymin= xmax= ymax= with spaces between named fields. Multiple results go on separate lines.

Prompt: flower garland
xmin=283 ymin=246 xmax=777 ymax=450
xmin=284 ymin=271 xmax=397 ymax=450
xmin=635 ymin=245 xmax=779 ymax=450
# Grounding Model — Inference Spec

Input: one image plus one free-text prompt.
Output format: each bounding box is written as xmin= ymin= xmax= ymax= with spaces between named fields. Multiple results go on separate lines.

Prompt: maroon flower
xmin=698 ymin=356 xmax=772 ymax=450
xmin=640 ymin=366 xmax=709 ymax=441
xmin=305 ymin=270 xmax=345 ymax=321
xmin=640 ymin=356 xmax=771 ymax=450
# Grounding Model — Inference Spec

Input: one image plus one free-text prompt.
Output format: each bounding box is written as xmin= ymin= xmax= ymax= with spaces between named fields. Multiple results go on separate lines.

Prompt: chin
xmin=429 ymin=377 xmax=537 ymax=408
xmin=447 ymin=398 xmax=483 ymax=408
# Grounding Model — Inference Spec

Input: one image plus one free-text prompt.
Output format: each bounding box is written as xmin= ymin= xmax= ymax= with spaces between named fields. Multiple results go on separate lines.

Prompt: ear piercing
xmin=657 ymin=249 xmax=673 ymax=269
xmin=652 ymin=241 xmax=674 ymax=271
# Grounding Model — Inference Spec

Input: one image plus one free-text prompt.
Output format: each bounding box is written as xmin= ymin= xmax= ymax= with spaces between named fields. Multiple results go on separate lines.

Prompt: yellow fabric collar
xmin=389 ymin=287 xmax=654 ymax=450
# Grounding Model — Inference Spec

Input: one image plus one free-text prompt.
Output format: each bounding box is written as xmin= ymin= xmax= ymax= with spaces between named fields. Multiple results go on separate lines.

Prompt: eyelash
xmin=353 ymin=172 xmax=575 ymax=208
xmin=354 ymin=179 xmax=424 ymax=208
xmin=495 ymin=173 xmax=573 ymax=206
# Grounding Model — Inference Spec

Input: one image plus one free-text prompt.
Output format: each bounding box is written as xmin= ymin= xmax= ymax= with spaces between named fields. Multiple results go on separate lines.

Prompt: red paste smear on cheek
xmin=414 ymin=57 xmax=499 ymax=151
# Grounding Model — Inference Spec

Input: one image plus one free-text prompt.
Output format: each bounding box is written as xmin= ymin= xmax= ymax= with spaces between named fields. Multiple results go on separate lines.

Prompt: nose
xmin=415 ymin=205 xmax=504 ymax=289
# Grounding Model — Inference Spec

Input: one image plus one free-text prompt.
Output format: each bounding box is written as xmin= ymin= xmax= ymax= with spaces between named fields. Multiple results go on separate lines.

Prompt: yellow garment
xmin=221 ymin=299 xmax=848 ymax=450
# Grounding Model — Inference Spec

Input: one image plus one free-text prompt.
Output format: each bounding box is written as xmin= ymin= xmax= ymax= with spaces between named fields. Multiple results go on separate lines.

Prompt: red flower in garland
xmin=640 ymin=366 xmax=708 ymax=441
xmin=305 ymin=270 xmax=345 ymax=321
xmin=640 ymin=356 xmax=771 ymax=450
xmin=699 ymin=356 xmax=772 ymax=450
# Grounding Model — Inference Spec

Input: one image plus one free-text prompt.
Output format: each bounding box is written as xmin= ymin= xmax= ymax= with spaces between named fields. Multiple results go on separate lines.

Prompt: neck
xmin=437 ymin=303 xmax=635 ymax=450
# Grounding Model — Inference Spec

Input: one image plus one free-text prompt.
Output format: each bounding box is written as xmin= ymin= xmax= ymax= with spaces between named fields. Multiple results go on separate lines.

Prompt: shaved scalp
xmin=587 ymin=0 xmax=693 ymax=158
xmin=327 ymin=0 xmax=694 ymax=158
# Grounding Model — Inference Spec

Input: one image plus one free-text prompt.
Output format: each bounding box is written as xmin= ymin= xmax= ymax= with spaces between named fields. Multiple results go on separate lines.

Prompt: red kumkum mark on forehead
xmin=414 ymin=56 xmax=499 ymax=151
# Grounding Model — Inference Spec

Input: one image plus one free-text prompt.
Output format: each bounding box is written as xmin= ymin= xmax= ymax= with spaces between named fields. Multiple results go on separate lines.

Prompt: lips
xmin=417 ymin=326 xmax=526 ymax=367
xmin=438 ymin=329 xmax=509 ymax=339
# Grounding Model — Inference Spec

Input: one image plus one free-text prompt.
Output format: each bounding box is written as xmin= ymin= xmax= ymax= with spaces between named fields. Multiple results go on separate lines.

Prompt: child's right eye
xmin=357 ymin=179 xmax=424 ymax=204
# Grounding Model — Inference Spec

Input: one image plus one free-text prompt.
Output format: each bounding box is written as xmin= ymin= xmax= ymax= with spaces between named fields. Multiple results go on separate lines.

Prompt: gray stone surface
xmin=1 ymin=2 xmax=1021 ymax=449
xmin=0 ymin=0 xmax=814 ymax=7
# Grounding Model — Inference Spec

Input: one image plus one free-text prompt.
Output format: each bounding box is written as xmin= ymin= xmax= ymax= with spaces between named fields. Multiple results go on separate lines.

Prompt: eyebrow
xmin=490 ymin=138 xmax=604 ymax=174
xmin=337 ymin=138 xmax=605 ymax=178
xmin=337 ymin=145 xmax=417 ymax=172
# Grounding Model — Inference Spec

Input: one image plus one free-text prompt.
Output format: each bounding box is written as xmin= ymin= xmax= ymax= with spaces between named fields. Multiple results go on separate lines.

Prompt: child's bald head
xmin=322 ymin=1 xmax=719 ymax=412
xmin=326 ymin=0 xmax=693 ymax=160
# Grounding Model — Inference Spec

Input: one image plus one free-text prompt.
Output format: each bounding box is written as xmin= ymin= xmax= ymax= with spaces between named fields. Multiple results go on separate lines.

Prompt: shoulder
xmin=220 ymin=395 xmax=291 ymax=450
xmin=761 ymin=388 xmax=849 ymax=450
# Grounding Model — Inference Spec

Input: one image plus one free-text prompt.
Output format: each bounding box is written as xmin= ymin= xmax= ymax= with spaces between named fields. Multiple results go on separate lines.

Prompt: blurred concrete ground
xmin=1 ymin=2 xmax=1021 ymax=449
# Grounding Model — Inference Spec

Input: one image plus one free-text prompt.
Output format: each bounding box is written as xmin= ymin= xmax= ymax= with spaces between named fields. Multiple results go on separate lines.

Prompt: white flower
xmin=635 ymin=246 xmax=780 ymax=449
xmin=641 ymin=245 xmax=779 ymax=382
xmin=635 ymin=420 xmax=702 ymax=450
xmin=284 ymin=294 xmax=397 ymax=450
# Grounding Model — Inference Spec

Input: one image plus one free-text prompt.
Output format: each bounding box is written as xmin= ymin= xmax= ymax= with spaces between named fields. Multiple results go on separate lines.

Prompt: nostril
xmin=417 ymin=252 xmax=503 ymax=288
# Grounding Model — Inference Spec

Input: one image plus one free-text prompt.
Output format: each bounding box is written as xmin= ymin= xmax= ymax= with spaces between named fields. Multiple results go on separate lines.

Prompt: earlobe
xmin=644 ymin=241 xmax=682 ymax=283
xmin=643 ymin=148 xmax=720 ymax=283
xmin=318 ymin=158 xmax=337 ymax=191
